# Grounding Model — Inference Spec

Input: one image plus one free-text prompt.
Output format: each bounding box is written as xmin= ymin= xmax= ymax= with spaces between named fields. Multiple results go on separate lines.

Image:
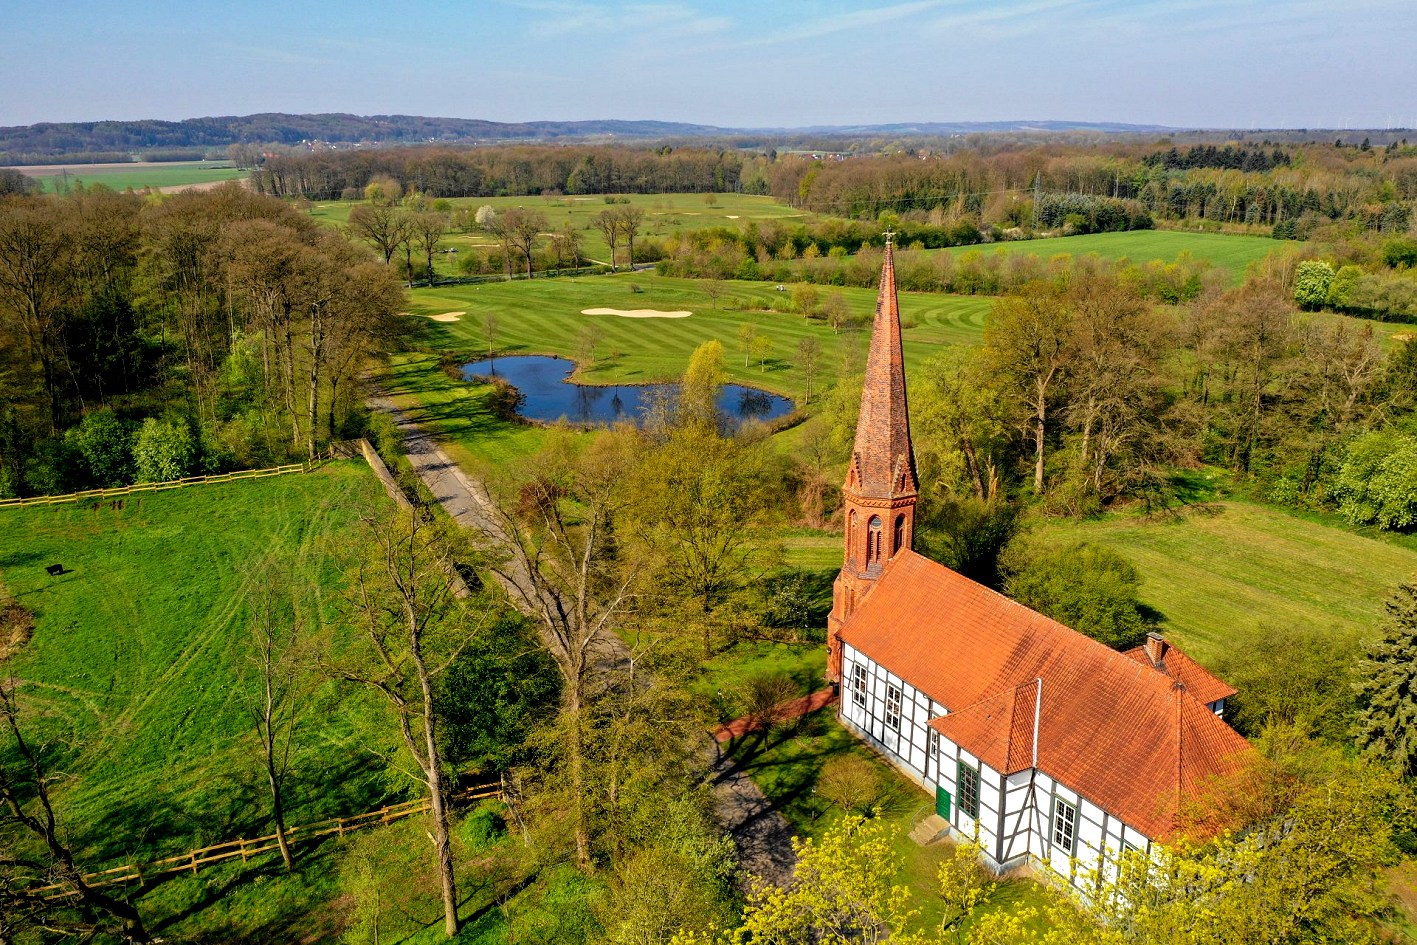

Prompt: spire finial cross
xmin=884 ymin=228 xmax=895 ymax=246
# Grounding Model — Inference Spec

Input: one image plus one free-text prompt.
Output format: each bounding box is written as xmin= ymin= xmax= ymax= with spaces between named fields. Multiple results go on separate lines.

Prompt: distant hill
xmin=0 ymin=113 xmax=1183 ymax=163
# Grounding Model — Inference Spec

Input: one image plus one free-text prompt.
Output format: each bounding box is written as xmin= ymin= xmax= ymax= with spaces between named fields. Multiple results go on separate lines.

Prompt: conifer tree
xmin=1353 ymin=581 xmax=1417 ymax=776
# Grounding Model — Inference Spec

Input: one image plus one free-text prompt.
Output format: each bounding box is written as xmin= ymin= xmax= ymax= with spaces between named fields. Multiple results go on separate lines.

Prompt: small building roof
xmin=841 ymin=549 xmax=1251 ymax=840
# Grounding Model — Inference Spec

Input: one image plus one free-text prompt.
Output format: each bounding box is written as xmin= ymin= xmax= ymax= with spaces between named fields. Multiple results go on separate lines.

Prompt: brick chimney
xmin=1143 ymin=631 xmax=1168 ymax=668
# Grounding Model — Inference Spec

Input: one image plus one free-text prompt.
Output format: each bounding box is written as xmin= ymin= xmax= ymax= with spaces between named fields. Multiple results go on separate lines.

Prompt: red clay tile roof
xmin=844 ymin=241 xmax=917 ymax=501
xmin=841 ymin=550 xmax=1252 ymax=840
xmin=1121 ymin=642 xmax=1237 ymax=706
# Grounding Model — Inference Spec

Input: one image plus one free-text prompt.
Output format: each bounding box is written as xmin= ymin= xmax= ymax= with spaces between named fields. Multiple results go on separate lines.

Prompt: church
xmin=826 ymin=238 xmax=1252 ymax=886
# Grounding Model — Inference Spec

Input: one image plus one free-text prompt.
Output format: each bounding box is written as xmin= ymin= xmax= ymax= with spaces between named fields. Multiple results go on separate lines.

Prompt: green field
xmin=310 ymin=192 xmax=812 ymax=272
xmin=406 ymin=271 xmax=991 ymax=401
xmin=23 ymin=160 xmax=248 ymax=193
xmin=1038 ymin=499 xmax=1417 ymax=663
xmin=928 ymin=230 xmax=1281 ymax=282
xmin=0 ymin=462 xmax=393 ymax=866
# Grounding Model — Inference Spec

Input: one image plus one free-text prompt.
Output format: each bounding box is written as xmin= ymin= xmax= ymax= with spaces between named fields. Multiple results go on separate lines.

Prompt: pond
xmin=461 ymin=355 xmax=795 ymax=428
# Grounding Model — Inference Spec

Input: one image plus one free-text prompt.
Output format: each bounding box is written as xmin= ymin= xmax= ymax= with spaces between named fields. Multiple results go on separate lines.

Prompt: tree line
xmin=0 ymin=183 xmax=405 ymax=497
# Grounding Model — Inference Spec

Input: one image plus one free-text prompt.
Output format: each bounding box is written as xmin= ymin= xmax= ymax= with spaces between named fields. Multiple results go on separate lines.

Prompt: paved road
xmin=365 ymin=389 xmax=798 ymax=885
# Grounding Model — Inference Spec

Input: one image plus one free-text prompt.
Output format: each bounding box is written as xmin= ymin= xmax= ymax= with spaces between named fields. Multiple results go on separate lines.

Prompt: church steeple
xmin=827 ymin=234 xmax=919 ymax=683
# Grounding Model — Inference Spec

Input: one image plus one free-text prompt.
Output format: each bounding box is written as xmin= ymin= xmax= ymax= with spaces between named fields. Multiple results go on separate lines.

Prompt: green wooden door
xmin=935 ymin=786 xmax=951 ymax=819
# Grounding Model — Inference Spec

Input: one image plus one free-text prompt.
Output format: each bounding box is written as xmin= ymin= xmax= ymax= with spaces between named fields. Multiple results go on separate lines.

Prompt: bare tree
xmin=482 ymin=311 xmax=500 ymax=360
xmin=593 ymin=209 xmax=621 ymax=272
xmin=550 ymin=223 xmax=584 ymax=274
xmin=701 ymin=279 xmax=726 ymax=310
xmin=347 ymin=204 xmax=411 ymax=265
xmin=0 ymin=684 xmax=152 ymax=944
xmin=411 ymin=211 xmax=449 ymax=285
xmin=796 ymin=337 xmax=822 ymax=404
xmin=328 ymin=509 xmax=485 ymax=938
xmin=498 ymin=208 xmax=548 ymax=280
xmin=613 ymin=206 xmax=645 ymax=269
xmin=485 ymin=433 xmax=643 ymax=869
xmin=241 ymin=567 xmax=306 ymax=872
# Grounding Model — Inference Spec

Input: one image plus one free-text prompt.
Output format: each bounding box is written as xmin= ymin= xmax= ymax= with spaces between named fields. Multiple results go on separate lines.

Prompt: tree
xmin=1293 ymin=260 xmax=1335 ymax=310
xmin=796 ymin=337 xmax=822 ymax=404
xmin=984 ymin=283 xmax=1071 ymax=493
xmin=65 ymin=409 xmax=132 ymax=486
xmin=679 ymin=339 xmax=727 ymax=432
xmin=594 ymin=209 xmax=622 ymax=272
xmin=132 ymin=417 xmax=195 ymax=482
xmin=482 ymin=311 xmax=499 ymax=359
xmin=614 ymin=205 xmax=646 ymax=267
xmin=474 ymin=205 xmax=497 ymax=230
xmin=0 ymin=684 xmax=153 ymax=944
xmin=1353 ymin=582 xmax=1417 ymax=776
xmin=1213 ymin=622 xmax=1359 ymax=741
xmin=1005 ymin=541 xmax=1150 ymax=649
xmin=914 ymin=348 xmax=1010 ymax=504
xmin=0 ymin=197 xmax=74 ymax=430
xmin=791 ymin=282 xmax=819 ymax=317
xmin=629 ymin=427 xmax=781 ymax=656
xmin=671 ymin=813 xmax=926 ymax=945
xmin=500 ymin=207 xmax=548 ymax=280
xmin=347 ymin=203 xmax=411 ymax=265
xmin=576 ymin=322 xmax=605 ymax=368
xmin=329 ymin=508 xmax=483 ymax=937
xmin=737 ymin=322 xmax=757 ymax=367
xmin=1335 ymin=429 xmax=1417 ymax=530
xmin=486 ymin=431 xmax=643 ymax=868
xmin=411 ymin=211 xmax=448 ymax=285
xmin=701 ymin=278 xmax=726 ymax=310
xmin=822 ymin=291 xmax=851 ymax=333
xmin=550 ymin=223 xmax=584 ymax=273
xmin=749 ymin=333 xmax=773 ymax=373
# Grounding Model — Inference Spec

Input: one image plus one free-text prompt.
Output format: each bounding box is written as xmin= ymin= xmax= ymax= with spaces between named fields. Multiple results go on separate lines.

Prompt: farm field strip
xmin=18 ymin=160 xmax=248 ymax=193
xmin=921 ymin=229 xmax=1282 ymax=280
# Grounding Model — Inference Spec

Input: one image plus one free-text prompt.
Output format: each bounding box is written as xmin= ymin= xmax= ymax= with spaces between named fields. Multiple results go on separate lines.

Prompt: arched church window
xmin=868 ymin=516 xmax=883 ymax=563
xmin=893 ymin=514 xmax=905 ymax=555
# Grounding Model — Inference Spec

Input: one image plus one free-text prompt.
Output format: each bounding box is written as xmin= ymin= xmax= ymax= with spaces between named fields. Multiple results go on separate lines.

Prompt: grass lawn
xmin=22 ymin=160 xmax=247 ymax=193
xmin=404 ymin=271 xmax=988 ymax=403
xmin=1036 ymin=498 xmax=1417 ymax=664
xmin=0 ymin=461 xmax=397 ymax=868
xmin=310 ymin=192 xmax=814 ymax=273
xmin=928 ymin=230 xmax=1281 ymax=282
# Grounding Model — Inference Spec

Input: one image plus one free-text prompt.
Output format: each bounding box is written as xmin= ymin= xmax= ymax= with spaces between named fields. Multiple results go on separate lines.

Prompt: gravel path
xmin=366 ymin=387 xmax=798 ymax=885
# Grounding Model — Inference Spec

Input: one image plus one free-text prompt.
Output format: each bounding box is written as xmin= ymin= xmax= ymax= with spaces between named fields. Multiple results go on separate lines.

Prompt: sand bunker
xmin=581 ymin=307 xmax=692 ymax=319
xmin=423 ymin=311 xmax=465 ymax=322
xmin=726 ymin=215 xmax=740 ymax=219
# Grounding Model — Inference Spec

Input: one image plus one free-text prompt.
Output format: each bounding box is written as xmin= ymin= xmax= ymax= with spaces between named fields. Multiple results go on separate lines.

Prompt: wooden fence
xmin=0 ymin=462 xmax=313 ymax=509
xmin=36 ymin=783 xmax=501 ymax=897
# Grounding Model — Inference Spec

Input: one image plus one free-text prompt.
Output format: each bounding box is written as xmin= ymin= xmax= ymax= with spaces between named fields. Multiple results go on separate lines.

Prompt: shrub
xmin=817 ymin=755 xmax=884 ymax=814
xmin=1335 ymin=430 xmax=1417 ymax=530
xmin=1293 ymin=260 xmax=1335 ymax=310
xmin=1005 ymin=541 xmax=1152 ymax=649
xmin=132 ymin=417 xmax=196 ymax=483
xmin=460 ymin=802 xmax=507 ymax=853
xmin=64 ymin=409 xmax=133 ymax=486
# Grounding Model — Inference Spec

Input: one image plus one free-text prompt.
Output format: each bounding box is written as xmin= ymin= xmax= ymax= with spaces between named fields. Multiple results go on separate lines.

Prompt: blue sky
xmin=4 ymin=0 xmax=1414 ymax=129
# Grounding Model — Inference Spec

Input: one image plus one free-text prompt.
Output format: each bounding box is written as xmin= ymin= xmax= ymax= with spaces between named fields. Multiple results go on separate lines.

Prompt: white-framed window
xmin=929 ymin=728 xmax=941 ymax=760
xmin=884 ymin=684 xmax=902 ymax=731
xmin=1051 ymin=796 xmax=1078 ymax=855
xmin=957 ymin=761 xmax=980 ymax=819
xmin=851 ymin=663 xmax=868 ymax=708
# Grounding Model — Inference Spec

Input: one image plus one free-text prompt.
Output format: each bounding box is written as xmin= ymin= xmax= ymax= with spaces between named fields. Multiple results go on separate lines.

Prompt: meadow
xmin=922 ymin=229 xmax=1282 ymax=282
xmin=1036 ymin=497 xmax=1417 ymax=663
xmin=18 ymin=159 xmax=248 ymax=193
xmin=0 ymin=461 xmax=395 ymax=867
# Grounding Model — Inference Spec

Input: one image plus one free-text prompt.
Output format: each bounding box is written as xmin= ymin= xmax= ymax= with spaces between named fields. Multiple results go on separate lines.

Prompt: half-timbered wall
xmin=840 ymin=644 xmax=1155 ymax=887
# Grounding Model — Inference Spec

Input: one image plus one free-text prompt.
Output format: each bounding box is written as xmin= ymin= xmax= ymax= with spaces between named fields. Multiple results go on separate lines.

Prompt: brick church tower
xmin=827 ymin=235 xmax=918 ymax=683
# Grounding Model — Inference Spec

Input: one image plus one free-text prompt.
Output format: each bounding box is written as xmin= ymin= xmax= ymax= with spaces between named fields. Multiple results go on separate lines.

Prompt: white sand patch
xmin=726 ymin=215 xmax=740 ymax=219
xmin=422 ymin=311 xmax=465 ymax=322
xmin=581 ymin=307 xmax=692 ymax=319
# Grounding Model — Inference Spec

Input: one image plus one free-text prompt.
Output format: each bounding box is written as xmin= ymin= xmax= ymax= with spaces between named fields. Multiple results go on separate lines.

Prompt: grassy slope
xmin=406 ymin=271 xmax=990 ymax=401
xmin=930 ymin=230 xmax=1281 ymax=281
xmin=0 ymin=461 xmax=393 ymax=866
xmin=1036 ymin=499 xmax=1417 ymax=663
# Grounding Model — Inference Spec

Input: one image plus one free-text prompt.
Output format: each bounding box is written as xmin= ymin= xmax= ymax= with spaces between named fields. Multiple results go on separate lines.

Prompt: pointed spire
xmin=846 ymin=234 xmax=917 ymax=500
